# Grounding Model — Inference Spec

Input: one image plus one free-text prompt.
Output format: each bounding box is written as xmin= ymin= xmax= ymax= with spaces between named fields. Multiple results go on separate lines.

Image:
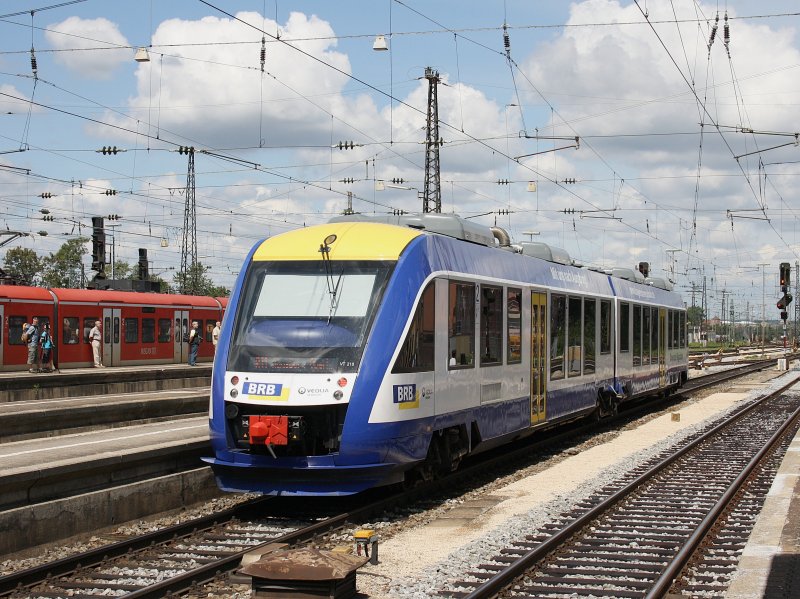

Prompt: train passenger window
xmin=666 ymin=311 xmax=672 ymax=349
xmin=550 ymin=294 xmax=566 ymax=380
xmin=642 ymin=307 xmax=651 ymax=365
xmin=480 ymin=285 xmax=502 ymax=367
xmin=600 ymin=300 xmax=611 ymax=354
xmin=124 ymin=318 xmax=139 ymax=343
xmin=448 ymin=281 xmax=475 ymax=368
xmin=673 ymin=310 xmax=679 ymax=348
xmin=205 ymin=320 xmax=215 ymax=343
xmin=158 ymin=319 xmax=171 ymax=343
xmin=142 ymin=318 xmax=155 ymax=343
xmin=63 ymin=317 xmax=79 ymax=344
xmin=84 ymin=318 xmax=95 ymax=343
xmin=393 ymin=281 xmax=435 ymax=373
xmin=584 ymin=299 xmax=595 ymax=375
xmin=567 ymin=297 xmax=582 ymax=377
xmin=8 ymin=315 xmax=27 ymax=345
xmin=633 ymin=305 xmax=642 ymax=367
xmin=680 ymin=312 xmax=686 ymax=347
xmin=620 ymin=303 xmax=630 ymax=353
xmin=651 ymin=308 xmax=658 ymax=361
xmin=507 ymin=288 xmax=522 ymax=364
xmin=104 ymin=317 xmax=111 ymax=344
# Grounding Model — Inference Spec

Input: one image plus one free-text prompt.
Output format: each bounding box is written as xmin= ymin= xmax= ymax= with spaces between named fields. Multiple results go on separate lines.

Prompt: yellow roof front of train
xmin=253 ymin=222 xmax=422 ymax=261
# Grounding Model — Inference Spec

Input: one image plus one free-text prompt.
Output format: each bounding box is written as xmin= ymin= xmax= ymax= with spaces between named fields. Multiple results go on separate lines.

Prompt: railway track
xmin=0 ymin=359 xmax=789 ymax=598
xmin=442 ymin=373 xmax=800 ymax=598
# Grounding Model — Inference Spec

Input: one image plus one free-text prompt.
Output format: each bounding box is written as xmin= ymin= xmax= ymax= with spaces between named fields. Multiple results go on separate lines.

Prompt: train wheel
xmin=405 ymin=427 xmax=468 ymax=486
xmin=596 ymin=391 xmax=619 ymax=419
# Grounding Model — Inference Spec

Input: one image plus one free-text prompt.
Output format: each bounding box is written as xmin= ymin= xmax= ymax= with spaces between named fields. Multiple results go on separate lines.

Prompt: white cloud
xmin=45 ymin=17 xmax=130 ymax=79
xmin=509 ymin=0 xmax=800 ymax=287
xmin=124 ymin=11 xmax=354 ymax=148
xmin=0 ymin=83 xmax=38 ymax=115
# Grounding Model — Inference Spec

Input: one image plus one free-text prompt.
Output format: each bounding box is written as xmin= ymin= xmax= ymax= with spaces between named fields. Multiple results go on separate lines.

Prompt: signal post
xmin=777 ymin=262 xmax=793 ymax=349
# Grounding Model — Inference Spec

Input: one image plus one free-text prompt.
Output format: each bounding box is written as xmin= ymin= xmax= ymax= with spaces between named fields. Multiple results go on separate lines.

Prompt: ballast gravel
xmin=355 ymin=366 xmax=797 ymax=598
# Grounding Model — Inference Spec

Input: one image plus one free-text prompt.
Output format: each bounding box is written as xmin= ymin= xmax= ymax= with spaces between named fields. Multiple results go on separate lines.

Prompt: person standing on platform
xmin=188 ymin=320 xmax=202 ymax=366
xmin=40 ymin=323 xmax=54 ymax=372
xmin=212 ymin=321 xmax=221 ymax=351
xmin=25 ymin=317 xmax=40 ymax=373
xmin=89 ymin=320 xmax=103 ymax=367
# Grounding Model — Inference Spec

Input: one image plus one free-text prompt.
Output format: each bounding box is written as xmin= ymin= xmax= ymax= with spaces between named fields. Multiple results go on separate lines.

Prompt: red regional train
xmin=0 ymin=285 xmax=227 ymax=371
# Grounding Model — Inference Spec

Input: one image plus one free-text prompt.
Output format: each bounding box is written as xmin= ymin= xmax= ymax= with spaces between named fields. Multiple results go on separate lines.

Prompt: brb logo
xmin=244 ymin=382 xmax=283 ymax=397
xmin=393 ymin=384 xmax=419 ymax=409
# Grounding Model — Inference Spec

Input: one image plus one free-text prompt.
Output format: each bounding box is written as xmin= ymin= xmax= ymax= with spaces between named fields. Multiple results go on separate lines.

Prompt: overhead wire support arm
xmin=0 ymin=163 xmax=31 ymax=174
xmin=726 ymin=209 xmax=770 ymax=222
xmin=0 ymin=231 xmax=33 ymax=248
xmin=734 ymin=136 xmax=799 ymax=160
xmin=514 ymin=137 xmax=579 ymax=161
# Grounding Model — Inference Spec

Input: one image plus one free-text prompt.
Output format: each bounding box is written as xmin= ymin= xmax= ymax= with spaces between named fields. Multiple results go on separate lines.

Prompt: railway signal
xmin=91 ymin=216 xmax=106 ymax=273
xmin=779 ymin=262 xmax=791 ymax=291
xmin=777 ymin=292 xmax=792 ymax=321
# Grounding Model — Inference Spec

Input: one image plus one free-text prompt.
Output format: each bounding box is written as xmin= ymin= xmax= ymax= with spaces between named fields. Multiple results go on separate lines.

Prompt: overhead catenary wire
xmin=1 ymin=1 xmax=795 ymax=296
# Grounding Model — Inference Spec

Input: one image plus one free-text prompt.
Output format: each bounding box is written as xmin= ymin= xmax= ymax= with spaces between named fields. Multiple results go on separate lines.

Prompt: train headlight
xmin=231 ymin=376 xmax=239 ymax=385
xmin=225 ymin=403 xmax=239 ymax=418
xmin=229 ymin=389 xmax=239 ymax=398
xmin=337 ymin=377 xmax=347 ymax=387
xmin=333 ymin=390 xmax=343 ymax=400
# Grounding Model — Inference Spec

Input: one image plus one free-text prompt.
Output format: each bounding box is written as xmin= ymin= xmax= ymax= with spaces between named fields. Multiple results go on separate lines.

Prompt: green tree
xmin=172 ymin=262 xmax=229 ymax=297
xmin=2 ymin=247 xmax=43 ymax=286
xmin=687 ymin=306 xmax=704 ymax=328
xmin=42 ymin=237 xmax=89 ymax=288
xmin=112 ymin=260 xmax=134 ymax=280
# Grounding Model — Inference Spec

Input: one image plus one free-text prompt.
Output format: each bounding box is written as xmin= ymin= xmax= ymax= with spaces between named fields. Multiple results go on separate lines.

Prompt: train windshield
xmin=227 ymin=260 xmax=393 ymax=373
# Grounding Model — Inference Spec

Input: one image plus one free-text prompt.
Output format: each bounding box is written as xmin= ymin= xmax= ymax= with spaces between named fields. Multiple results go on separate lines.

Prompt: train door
xmin=530 ymin=291 xmax=547 ymax=425
xmin=0 ymin=304 xmax=4 ymax=367
xmin=102 ymin=307 xmax=121 ymax=366
xmin=173 ymin=310 xmax=189 ymax=363
xmin=658 ymin=308 xmax=666 ymax=387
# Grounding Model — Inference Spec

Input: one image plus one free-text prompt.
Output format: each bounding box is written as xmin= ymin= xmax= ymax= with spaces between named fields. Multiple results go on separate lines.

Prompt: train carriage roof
xmin=53 ymin=288 xmax=223 ymax=308
xmin=0 ymin=286 xmax=53 ymax=301
xmin=0 ymin=285 xmax=223 ymax=308
xmin=253 ymin=222 xmax=422 ymax=262
xmin=610 ymin=276 xmax=684 ymax=308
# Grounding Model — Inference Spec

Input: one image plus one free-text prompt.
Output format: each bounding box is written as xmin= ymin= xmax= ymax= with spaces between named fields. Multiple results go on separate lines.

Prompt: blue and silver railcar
xmin=205 ymin=214 xmax=687 ymax=495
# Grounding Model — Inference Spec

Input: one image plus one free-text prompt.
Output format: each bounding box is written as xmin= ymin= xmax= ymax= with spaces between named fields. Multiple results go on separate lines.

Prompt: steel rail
xmin=0 ymin=496 xmax=272 ymax=595
xmin=645 ymin=402 xmax=800 ymax=598
xmin=1 ymin=360 xmax=784 ymax=597
xmin=461 ymin=373 xmax=800 ymax=599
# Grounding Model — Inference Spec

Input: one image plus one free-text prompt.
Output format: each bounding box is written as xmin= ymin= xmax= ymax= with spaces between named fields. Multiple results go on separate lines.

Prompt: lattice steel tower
xmin=180 ymin=148 xmax=198 ymax=294
xmin=423 ymin=67 xmax=442 ymax=213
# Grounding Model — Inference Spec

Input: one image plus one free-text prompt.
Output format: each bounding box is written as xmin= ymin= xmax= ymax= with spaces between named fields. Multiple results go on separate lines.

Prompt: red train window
xmin=63 ymin=317 xmax=80 ymax=344
xmin=84 ymin=318 xmax=96 ymax=344
xmin=124 ymin=318 xmax=139 ymax=343
xmin=9 ymin=316 xmax=26 ymax=345
xmin=142 ymin=318 xmax=155 ymax=343
xmin=158 ymin=319 xmax=171 ymax=343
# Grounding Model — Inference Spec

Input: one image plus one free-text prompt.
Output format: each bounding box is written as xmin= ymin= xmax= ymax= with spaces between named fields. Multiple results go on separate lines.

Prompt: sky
xmin=1 ymin=0 xmax=800 ymax=321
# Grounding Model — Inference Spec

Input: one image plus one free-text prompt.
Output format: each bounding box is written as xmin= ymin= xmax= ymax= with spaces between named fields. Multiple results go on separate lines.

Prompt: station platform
xmin=0 ymin=413 xmax=210 ymax=509
xmin=0 ymin=412 xmax=214 ymax=555
xmin=727 ymin=426 xmax=800 ymax=598
xmin=0 ymin=362 xmax=212 ymax=402
xmin=0 ymin=363 xmax=220 ymax=555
